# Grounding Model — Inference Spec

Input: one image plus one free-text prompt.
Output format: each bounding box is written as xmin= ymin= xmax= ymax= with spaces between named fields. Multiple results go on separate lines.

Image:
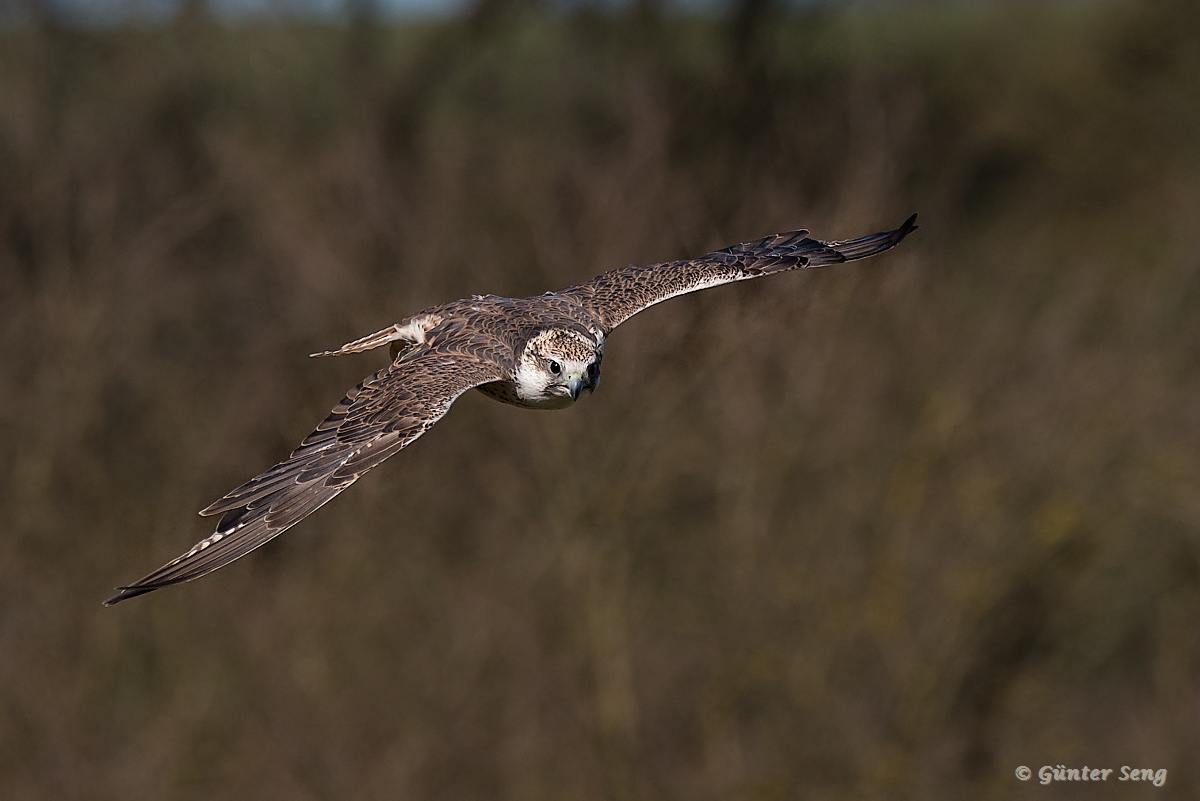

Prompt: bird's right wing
xmin=104 ymin=346 xmax=504 ymax=605
xmin=558 ymin=214 xmax=917 ymax=333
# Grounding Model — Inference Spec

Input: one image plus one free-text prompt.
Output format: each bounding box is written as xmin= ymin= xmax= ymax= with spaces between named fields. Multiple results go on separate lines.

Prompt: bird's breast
xmin=476 ymin=381 xmax=574 ymax=410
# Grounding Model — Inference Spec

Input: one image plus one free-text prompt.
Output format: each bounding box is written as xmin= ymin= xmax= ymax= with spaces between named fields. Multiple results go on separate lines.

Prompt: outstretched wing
xmin=559 ymin=214 xmax=917 ymax=333
xmin=105 ymin=347 xmax=504 ymax=605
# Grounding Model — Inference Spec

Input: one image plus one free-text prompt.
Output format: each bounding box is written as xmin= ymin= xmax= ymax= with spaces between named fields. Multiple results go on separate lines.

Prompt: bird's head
xmin=514 ymin=328 xmax=603 ymax=409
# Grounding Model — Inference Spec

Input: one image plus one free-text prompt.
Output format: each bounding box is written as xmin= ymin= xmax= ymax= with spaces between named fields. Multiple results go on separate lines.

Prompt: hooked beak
xmin=567 ymin=375 xmax=584 ymax=400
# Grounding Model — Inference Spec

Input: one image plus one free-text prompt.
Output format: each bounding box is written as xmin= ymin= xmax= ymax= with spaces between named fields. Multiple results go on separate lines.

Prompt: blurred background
xmin=2 ymin=0 xmax=1199 ymax=798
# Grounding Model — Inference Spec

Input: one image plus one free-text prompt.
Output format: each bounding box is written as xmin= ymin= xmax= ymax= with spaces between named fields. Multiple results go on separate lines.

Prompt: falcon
xmin=105 ymin=214 xmax=917 ymax=605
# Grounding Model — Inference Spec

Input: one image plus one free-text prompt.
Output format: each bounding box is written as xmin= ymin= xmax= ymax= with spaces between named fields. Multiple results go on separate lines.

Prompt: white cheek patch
xmin=513 ymin=360 xmax=546 ymax=401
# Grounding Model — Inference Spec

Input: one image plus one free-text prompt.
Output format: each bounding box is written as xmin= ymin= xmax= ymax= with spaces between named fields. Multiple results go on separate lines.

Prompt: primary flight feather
xmin=105 ymin=214 xmax=917 ymax=605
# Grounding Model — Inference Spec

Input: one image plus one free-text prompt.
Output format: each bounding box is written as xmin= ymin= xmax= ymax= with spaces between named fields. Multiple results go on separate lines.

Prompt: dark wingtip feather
xmin=821 ymin=212 xmax=919 ymax=264
xmin=103 ymin=584 xmax=161 ymax=606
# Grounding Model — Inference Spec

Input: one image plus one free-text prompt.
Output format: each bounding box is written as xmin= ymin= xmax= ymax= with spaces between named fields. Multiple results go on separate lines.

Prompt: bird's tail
xmin=309 ymin=314 xmax=442 ymax=358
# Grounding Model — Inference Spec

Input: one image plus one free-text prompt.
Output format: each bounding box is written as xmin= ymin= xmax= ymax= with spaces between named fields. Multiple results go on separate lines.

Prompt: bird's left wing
xmin=558 ymin=214 xmax=917 ymax=333
xmin=104 ymin=347 xmax=504 ymax=605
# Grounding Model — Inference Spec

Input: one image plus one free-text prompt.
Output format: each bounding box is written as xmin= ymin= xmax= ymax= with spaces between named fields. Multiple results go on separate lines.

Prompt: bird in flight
xmin=105 ymin=214 xmax=917 ymax=605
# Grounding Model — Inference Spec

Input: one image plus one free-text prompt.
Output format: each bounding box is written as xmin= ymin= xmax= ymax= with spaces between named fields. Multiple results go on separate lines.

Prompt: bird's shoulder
xmin=423 ymin=292 xmax=602 ymax=349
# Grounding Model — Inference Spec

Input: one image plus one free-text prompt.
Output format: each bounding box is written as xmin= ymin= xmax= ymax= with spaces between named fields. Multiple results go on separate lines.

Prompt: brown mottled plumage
xmin=105 ymin=214 xmax=917 ymax=605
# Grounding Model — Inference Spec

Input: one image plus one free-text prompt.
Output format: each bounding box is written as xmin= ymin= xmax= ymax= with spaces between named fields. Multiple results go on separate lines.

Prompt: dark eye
xmin=548 ymin=360 xmax=561 ymax=375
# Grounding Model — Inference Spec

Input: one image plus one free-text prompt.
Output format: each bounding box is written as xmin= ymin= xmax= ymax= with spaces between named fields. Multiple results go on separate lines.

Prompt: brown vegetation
xmin=2 ymin=0 xmax=1199 ymax=798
